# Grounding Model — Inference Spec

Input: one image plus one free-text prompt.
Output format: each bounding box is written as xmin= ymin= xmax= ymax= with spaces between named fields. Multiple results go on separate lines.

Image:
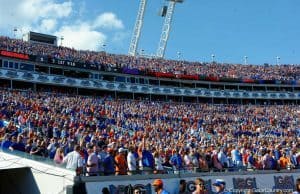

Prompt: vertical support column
xmin=128 ymin=0 xmax=147 ymax=56
xmin=33 ymin=83 xmax=37 ymax=92
xmin=156 ymin=1 xmax=176 ymax=58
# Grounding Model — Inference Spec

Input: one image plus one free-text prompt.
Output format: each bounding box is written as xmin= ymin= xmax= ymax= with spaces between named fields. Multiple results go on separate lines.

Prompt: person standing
xmin=86 ymin=145 xmax=99 ymax=176
xmin=62 ymin=145 xmax=84 ymax=175
xmin=9 ymin=135 xmax=25 ymax=152
xmin=138 ymin=137 xmax=155 ymax=174
xmin=54 ymin=147 xmax=64 ymax=164
xmin=103 ymin=147 xmax=115 ymax=176
xmin=1 ymin=133 xmax=11 ymax=150
xmin=153 ymin=150 xmax=164 ymax=174
xmin=115 ymin=147 xmax=128 ymax=175
xmin=170 ymin=149 xmax=183 ymax=172
xmin=127 ymin=146 xmax=137 ymax=175
xmin=231 ymin=146 xmax=242 ymax=168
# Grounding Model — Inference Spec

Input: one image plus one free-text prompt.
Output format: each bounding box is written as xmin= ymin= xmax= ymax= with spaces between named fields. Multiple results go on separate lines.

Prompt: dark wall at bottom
xmin=0 ymin=167 xmax=40 ymax=194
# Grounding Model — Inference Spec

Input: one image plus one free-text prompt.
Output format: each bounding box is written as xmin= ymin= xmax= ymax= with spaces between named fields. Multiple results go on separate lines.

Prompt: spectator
xmin=212 ymin=179 xmax=231 ymax=194
xmin=193 ymin=178 xmax=208 ymax=194
xmin=103 ymin=147 xmax=115 ymax=176
xmin=127 ymin=145 xmax=137 ymax=175
xmin=97 ymin=145 xmax=107 ymax=176
xmin=218 ymin=148 xmax=228 ymax=168
xmin=102 ymin=187 xmax=110 ymax=194
xmin=30 ymin=139 xmax=47 ymax=157
xmin=190 ymin=149 xmax=199 ymax=169
xmin=293 ymin=178 xmax=300 ymax=194
xmin=47 ymin=137 xmax=59 ymax=159
xmin=152 ymin=179 xmax=170 ymax=194
xmin=0 ymin=133 xmax=11 ymax=150
xmin=198 ymin=154 xmax=209 ymax=172
xmin=133 ymin=188 xmax=144 ymax=194
xmin=9 ymin=135 xmax=25 ymax=152
xmin=138 ymin=137 xmax=154 ymax=174
xmin=86 ymin=145 xmax=99 ymax=176
xmin=290 ymin=150 xmax=298 ymax=168
xmin=162 ymin=155 xmax=173 ymax=171
xmin=54 ymin=147 xmax=64 ymax=164
xmin=247 ymin=151 xmax=255 ymax=169
xmin=183 ymin=149 xmax=193 ymax=171
xmin=231 ymin=146 xmax=242 ymax=168
xmin=25 ymin=139 xmax=33 ymax=153
xmin=278 ymin=152 xmax=291 ymax=169
xmin=262 ymin=150 xmax=273 ymax=170
xmin=115 ymin=147 xmax=128 ymax=175
xmin=170 ymin=149 xmax=183 ymax=172
xmin=179 ymin=179 xmax=189 ymax=194
xmin=153 ymin=150 xmax=164 ymax=174
xmin=62 ymin=145 xmax=84 ymax=175
xmin=212 ymin=150 xmax=223 ymax=171
xmin=64 ymin=140 xmax=74 ymax=156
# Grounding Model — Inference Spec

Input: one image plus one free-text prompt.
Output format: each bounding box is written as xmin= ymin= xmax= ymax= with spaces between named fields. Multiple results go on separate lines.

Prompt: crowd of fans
xmin=0 ymin=89 xmax=299 ymax=176
xmin=0 ymin=36 xmax=299 ymax=81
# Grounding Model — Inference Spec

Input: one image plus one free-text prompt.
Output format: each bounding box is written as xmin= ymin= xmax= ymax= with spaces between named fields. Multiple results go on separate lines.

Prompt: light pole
xmin=60 ymin=36 xmax=64 ymax=46
xmin=102 ymin=44 xmax=106 ymax=52
xmin=211 ymin=54 xmax=215 ymax=63
xmin=244 ymin=56 xmax=248 ymax=65
xmin=177 ymin=51 xmax=181 ymax=60
xmin=276 ymin=56 xmax=280 ymax=65
xmin=13 ymin=27 xmax=18 ymax=38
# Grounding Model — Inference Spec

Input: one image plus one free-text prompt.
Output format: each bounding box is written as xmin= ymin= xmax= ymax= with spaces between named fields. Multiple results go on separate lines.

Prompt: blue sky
xmin=0 ymin=0 xmax=300 ymax=65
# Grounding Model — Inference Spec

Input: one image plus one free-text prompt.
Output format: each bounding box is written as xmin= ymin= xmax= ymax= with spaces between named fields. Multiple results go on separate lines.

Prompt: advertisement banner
xmin=273 ymin=175 xmax=295 ymax=190
xmin=47 ymin=57 xmax=100 ymax=70
xmin=205 ymin=76 xmax=219 ymax=82
xmin=148 ymin=72 xmax=175 ymax=78
xmin=0 ymin=50 xmax=29 ymax=60
xmin=177 ymin=74 xmax=199 ymax=80
xmin=122 ymin=67 xmax=140 ymax=75
xmin=48 ymin=58 xmax=77 ymax=67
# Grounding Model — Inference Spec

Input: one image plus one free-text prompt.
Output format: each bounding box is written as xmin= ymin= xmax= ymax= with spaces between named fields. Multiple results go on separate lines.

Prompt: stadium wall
xmin=82 ymin=170 xmax=300 ymax=194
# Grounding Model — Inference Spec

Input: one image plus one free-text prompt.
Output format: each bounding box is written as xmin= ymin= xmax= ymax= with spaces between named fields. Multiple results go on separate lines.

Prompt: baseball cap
xmin=152 ymin=179 xmax=163 ymax=186
xmin=118 ymin=147 xmax=127 ymax=153
xmin=213 ymin=179 xmax=226 ymax=187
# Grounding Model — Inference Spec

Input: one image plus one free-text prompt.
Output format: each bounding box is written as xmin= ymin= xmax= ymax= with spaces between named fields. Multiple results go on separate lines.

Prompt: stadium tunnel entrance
xmin=0 ymin=167 xmax=40 ymax=194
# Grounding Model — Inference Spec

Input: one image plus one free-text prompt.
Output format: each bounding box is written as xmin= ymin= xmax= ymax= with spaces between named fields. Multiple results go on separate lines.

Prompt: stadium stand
xmin=0 ymin=89 xmax=299 ymax=176
xmin=0 ymin=36 xmax=299 ymax=179
xmin=0 ymin=36 xmax=299 ymax=82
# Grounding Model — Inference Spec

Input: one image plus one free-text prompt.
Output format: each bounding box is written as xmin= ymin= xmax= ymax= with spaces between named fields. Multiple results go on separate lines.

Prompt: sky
xmin=0 ymin=0 xmax=300 ymax=65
